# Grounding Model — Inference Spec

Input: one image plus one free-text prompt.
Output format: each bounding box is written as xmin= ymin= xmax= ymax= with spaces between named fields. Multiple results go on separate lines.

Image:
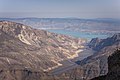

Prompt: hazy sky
xmin=0 ymin=0 xmax=120 ymax=18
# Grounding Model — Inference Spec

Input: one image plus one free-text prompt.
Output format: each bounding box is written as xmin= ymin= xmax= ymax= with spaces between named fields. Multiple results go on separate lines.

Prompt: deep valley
xmin=0 ymin=20 xmax=119 ymax=80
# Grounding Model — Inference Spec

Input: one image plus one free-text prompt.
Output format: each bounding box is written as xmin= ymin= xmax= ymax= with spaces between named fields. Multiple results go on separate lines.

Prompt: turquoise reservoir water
xmin=47 ymin=29 xmax=109 ymax=40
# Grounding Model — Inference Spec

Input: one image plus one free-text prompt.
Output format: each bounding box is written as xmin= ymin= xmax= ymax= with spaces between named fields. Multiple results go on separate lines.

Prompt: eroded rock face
xmin=0 ymin=21 xmax=86 ymax=80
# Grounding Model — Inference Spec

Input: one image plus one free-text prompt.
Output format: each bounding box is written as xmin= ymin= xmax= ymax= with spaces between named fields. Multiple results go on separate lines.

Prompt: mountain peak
xmin=0 ymin=21 xmax=34 ymax=45
xmin=0 ymin=20 xmax=31 ymax=31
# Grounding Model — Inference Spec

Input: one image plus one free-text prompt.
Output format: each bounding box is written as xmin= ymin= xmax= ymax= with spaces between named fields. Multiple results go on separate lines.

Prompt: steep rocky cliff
xmin=91 ymin=49 xmax=120 ymax=80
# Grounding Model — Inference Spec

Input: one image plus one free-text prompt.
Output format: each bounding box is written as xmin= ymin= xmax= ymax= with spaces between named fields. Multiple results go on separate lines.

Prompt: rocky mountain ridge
xmin=0 ymin=21 xmax=85 ymax=73
xmin=88 ymin=33 xmax=120 ymax=51
xmin=0 ymin=18 xmax=120 ymax=33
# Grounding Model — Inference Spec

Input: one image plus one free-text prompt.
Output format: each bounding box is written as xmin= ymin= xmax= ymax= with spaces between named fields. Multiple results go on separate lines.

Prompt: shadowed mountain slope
xmin=91 ymin=49 xmax=120 ymax=80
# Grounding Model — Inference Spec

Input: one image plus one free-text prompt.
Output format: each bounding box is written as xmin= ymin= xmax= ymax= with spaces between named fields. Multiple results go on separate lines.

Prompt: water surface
xmin=47 ymin=29 xmax=109 ymax=40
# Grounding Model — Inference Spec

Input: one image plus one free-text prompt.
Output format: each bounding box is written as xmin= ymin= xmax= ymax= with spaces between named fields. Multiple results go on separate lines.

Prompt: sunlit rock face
xmin=0 ymin=21 xmax=86 ymax=79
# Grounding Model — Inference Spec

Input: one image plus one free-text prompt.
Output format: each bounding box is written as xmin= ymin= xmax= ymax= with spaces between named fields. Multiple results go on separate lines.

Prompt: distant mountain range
xmin=0 ymin=18 xmax=120 ymax=34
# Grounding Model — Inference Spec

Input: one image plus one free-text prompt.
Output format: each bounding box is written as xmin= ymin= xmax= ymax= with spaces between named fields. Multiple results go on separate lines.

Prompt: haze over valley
xmin=1 ymin=18 xmax=120 ymax=40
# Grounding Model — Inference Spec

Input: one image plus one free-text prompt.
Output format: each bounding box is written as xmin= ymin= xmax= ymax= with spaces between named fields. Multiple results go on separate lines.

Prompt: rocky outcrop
xmin=91 ymin=49 xmax=120 ymax=80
